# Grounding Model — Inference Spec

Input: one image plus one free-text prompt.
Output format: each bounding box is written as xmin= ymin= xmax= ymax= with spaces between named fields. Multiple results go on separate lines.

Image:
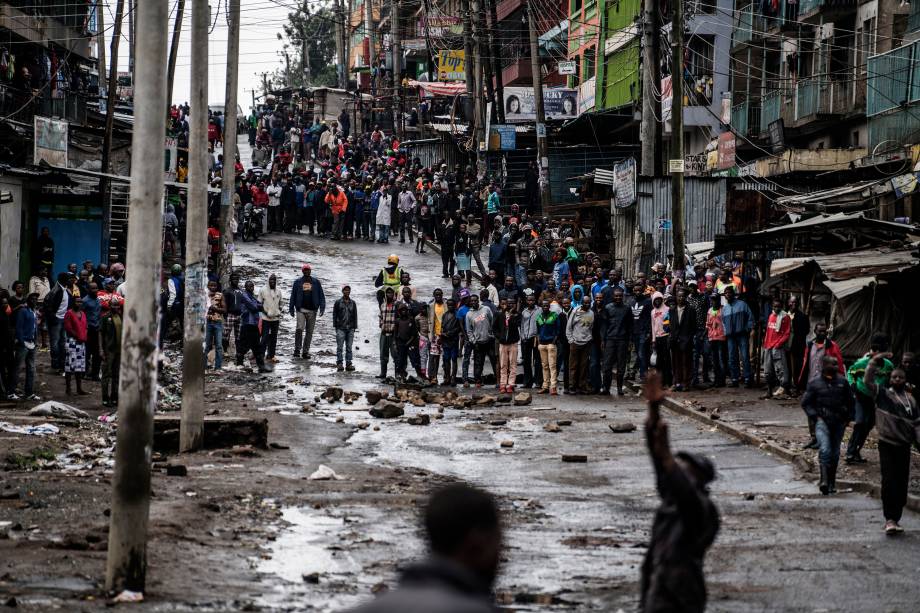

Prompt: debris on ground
xmin=309 ymin=465 xmax=344 ymax=480
xmin=406 ymin=414 xmax=430 ymax=426
xmin=557 ymin=420 xmax=572 ymax=427
xmin=489 ymin=419 xmax=507 ymax=426
xmin=365 ymin=390 xmax=384 ymax=405
xmin=513 ymin=392 xmax=532 ymax=406
xmin=562 ymin=454 xmax=588 ymax=463
xmin=343 ymin=391 xmax=361 ymax=404
xmin=302 ymin=572 xmax=321 ymax=583
xmin=28 ymin=402 xmax=90 ymax=420
xmin=321 ymin=387 xmax=344 ymax=403
xmin=369 ymin=402 xmax=405 ymax=419
xmin=608 ymin=422 xmax=637 ymax=433
xmin=544 ymin=423 xmax=561 ymax=433
xmin=112 ymin=590 xmax=144 ymax=603
xmin=474 ymin=394 xmax=497 ymax=407
xmin=0 ymin=422 xmax=60 ymax=436
xmin=166 ymin=464 xmax=188 ymax=477
xmin=500 ymin=440 xmax=514 ymax=448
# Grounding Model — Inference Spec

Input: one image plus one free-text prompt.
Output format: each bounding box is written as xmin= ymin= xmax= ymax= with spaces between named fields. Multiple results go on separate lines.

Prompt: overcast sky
xmin=101 ymin=0 xmax=294 ymax=111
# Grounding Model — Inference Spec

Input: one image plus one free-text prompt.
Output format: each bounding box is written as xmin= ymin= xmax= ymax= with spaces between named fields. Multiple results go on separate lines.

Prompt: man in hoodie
xmin=721 ymin=286 xmax=754 ymax=388
xmin=519 ymin=290 xmax=542 ymax=389
xmin=566 ymin=295 xmax=595 ymax=394
xmin=801 ymin=356 xmax=854 ymax=496
xmin=797 ymin=322 xmax=845 ymax=449
xmin=349 ymin=483 xmax=502 ymax=613
xmin=650 ymin=291 xmax=672 ymax=387
xmin=465 ymin=295 xmax=494 ymax=388
xmin=600 ymin=287 xmax=633 ymax=396
xmin=536 ymin=299 xmax=560 ymax=395
xmin=289 ymin=264 xmax=326 ymax=360
xmin=627 ymin=283 xmax=652 ymax=381
xmin=326 ymin=181 xmax=349 ymax=240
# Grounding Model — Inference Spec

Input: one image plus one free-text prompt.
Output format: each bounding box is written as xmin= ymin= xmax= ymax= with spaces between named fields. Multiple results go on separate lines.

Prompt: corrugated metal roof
xmin=774 ymin=181 xmax=884 ymax=207
xmin=594 ymin=168 xmax=615 ymax=186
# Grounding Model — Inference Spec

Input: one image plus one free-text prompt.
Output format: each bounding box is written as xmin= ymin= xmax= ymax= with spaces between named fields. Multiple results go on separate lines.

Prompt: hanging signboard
xmin=164 ymin=136 xmax=178 ymax=181
xmin=436 ymin=50 xmax=465 ymax=81
xmin=612 ymin=157 xmax=637 ymax=208
xmin=487 ymin=125 xmax=516 ymax=151
xmin=417 ymin=16 xmax=463 ymax=37
xmin=558 ymin=60 xmax=577 ymax=75
xmin=660 ymin=76 xmax=672 ymax=124
xmin=503 ymin=86 xmax=579 ymax=122
xmin=717 ymin=132 xmax=736 ymax=170
xmin=34 ymin=116 xmax=68 ymax=167
xmin=578 ymin=76 xmax=596 ymax=114
xmin=768 ymin=119 xmax=785 ymax=153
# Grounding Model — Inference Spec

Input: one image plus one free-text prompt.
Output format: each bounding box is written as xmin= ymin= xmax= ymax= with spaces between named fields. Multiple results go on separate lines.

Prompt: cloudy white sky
xmin=100 ymin=0 xmax=296 ymax=111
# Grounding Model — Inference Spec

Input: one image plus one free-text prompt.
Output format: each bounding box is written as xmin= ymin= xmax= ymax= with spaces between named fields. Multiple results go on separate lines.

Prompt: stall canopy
xmin=407 ymin=80 xmax=467 ymax=97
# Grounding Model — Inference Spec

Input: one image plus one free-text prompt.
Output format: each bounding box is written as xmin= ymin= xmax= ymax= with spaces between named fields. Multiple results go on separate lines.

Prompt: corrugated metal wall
xmin=632 ymin=177 xmax=727 ymax=269
xmin=404 ymin=136 xmax=468 ymax=170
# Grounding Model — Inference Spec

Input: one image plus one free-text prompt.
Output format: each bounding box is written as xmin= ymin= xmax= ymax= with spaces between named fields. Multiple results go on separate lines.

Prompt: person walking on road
xmin=801 ymin=356 xmax=854 ymax=495
xmin=289 ymin=264 xmax=326 ymax=360
xmin=258 ymin=274 xmax=283 ymax=362
xmin=641 ymin=373 xmax=719 ymax=613
xmin=374 ymin=254 xmax=403 ymax=305
xmin=863 ymin=353 xmax=920 ymax=534
xmin=845 ymin=333 xmax=894 ymax=465
xmin=333 ymin=285 xmax=358 ymax=372
xmin=237 ymin=280 xmax=269 ymax=373
xmin=797 ymin=322 xmax=845 ymax=450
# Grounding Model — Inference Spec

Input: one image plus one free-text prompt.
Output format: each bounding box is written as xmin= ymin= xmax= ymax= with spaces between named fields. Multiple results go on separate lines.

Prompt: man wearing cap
xmin=641 ymin=374 xmax=719 ymax=612
xmin=374 ymin=254 xmax=403 ymax=305
xmin=289 ymin=264 xmax=326 ymax=360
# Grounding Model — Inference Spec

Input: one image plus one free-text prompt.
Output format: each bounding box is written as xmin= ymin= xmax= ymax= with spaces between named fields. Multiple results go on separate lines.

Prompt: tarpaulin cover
xmin=407 ymin=80 xmax=467 ymax=97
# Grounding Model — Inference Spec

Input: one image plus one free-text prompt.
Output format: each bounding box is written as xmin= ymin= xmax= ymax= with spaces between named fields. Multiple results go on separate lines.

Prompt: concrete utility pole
xmin=461 ymin=0 xmax=475 ymax=136
xmin=527 ymin=1 xmax=551 ymax=214
xmin=165 ymin=0 xmax=185 ymax=110
xmin=104 ymin=0 xmax=169 ymax=594
xmin=670 ymin=0 xmax=685 ymax=274
xmin=180 ymin=0 xmax=209 ymax=453
xmin=391 ymin=0 xmax=401 ymax=136
xmin=640 ymin=0 xmax=661 ymax=176
xmin=470 ymin=0 xmax=484 ymax=170
xmin=218 ymin=0 xmax=240 ymax=284
xmin=128 ymin=0 xmax=135 ymax=78
xmin=487 ymin=0 xmax=505 ymax=124
xmin=477 ymin=9 xmax=495 ymax=119
xmin=334 ymin=0 xmax=346 ymax=88
xmin=98 ymin=0 xmax=124 ymax=262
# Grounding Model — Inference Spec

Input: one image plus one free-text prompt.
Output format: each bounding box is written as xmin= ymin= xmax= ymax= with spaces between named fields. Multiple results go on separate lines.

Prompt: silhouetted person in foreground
xmin=641 ymin=373 xmax=720 ymax=613
xmin=350 ymin=483 xmax=501 ymax=613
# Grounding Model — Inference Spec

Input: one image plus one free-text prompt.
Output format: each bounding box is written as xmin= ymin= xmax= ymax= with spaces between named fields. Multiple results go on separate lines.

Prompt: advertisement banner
xmin=503 ymin=86 xmax=579 ymax=122
xmin=578 ymin=77 xmax=596 ymax=114
xmin=436 ymin=50 xmax=465 ymax=81
xmin=613 ymin=157 xmax=637 ymax=208
xmin=717 ymin=132 xmax=736 ymax=170
xmin=488 ymin=125 xmax=516 ymax=151
xmin=34 ymin=116 xmax=68 ymax=167
xmin=417 ymin=16 xmax=462 ymax=37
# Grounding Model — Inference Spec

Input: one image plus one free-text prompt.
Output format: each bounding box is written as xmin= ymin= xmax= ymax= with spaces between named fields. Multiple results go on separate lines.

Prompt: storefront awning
xmin=407 ymin=80 xmax=467 ymax=97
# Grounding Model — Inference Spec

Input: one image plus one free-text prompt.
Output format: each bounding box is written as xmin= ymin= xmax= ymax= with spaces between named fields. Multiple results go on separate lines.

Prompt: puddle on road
xmin=259 ymin=508 xmax=360 ymax=583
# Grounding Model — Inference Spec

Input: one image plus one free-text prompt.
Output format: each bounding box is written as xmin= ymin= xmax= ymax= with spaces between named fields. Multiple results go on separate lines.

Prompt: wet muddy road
xmin=231 ymin=233 xmax=919 ymax=612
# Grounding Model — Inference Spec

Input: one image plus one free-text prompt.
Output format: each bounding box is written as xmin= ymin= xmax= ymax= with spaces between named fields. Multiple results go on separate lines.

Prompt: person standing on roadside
xmin=205 ymin=281 xmax=225 ymax=370
xmin=801 ymin=356 xmax=854 ymax=496
xmin=326 ymin=181 xmax=349 ymax=240
xmin=63 ymin=296 xmax=89 ymax=395
xmin=863 ymin=353 xmax=920 ymax=535
xmin=378 ymin=287 xmax=398 ymax=379
xmin=397 ymin=183 xmax=416 ymax=244
xmin=464 ymin=295 xmax=494 ymax=388
xmin=427 ymin=289 xmax=447 ymax=383
xmin=258 ymin=274 xmax=283 ymax=362
xmin=289 ymin=264 xmax=326 ymax=360
xmin=536 ymin=299 xmax=560 ymax=395
xmin=82 ymin=282 xmax=102 ymax=381
xmin=845 ymin=333 xmax=894 ymax=465
xmin=600 ymin=287 xmax=632 ymax=396
xmin=566 ymin=295 xmax=594 ymax=394
xmin=705 ymin=293 xmax=727 ymax=388
xmin=440 ymin=298 xmax=461 ymax=385
xmin=11 ymin=293 xmax=39 ymax=401
xmin=641 ymin=373 xmax=719 ymax=613
xmin=761 ymin=297 xmax=791 ymax=399
xmin=519 ymin=290 xmax=542 ymax=390
xmin=721 ymin=286 xmax=754 ymax=388
xmin=44 ymin=272 xmax=71 ymax=373
xmin=222 ymin=273 xmax=243 ymax=355
xmin=669 ymin=289 xmax=696 ymax=393
xmin=495 ymin=298 xmax=521 ymax=393
xmin=100 ymin=297 xmax=123 ymax=406
xmin=333 ymin=285 xmax=359 ymax=372
xmin=627 ymin=283 xmax=652 ymax=382
xmin=237 ymin=280 xmax=270 ymax=373
xmin=650 ymin=291 xmax=671 ymax=388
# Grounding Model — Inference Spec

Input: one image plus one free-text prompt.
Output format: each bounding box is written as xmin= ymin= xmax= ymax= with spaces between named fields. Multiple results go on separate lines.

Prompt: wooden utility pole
xmin=96 ymin=2 xmax=105 ymax=102
xmin=487 ymin=0 xmax=505 ymax=124
xmin=461 ymin=0 xmax=475 ymax=130
xmin=104 ymin=0 xmax=169 ymax=593
xmin=180 ymin=0 xmax=209 ymax=453
xmin=470 ymin=0 xmax=485 ymax=170
xmin=165 ymin=0 xmax=185 ymax=111
xmin=218 ymin=0 xmax=240 ymax=284
xmin=477 ymin=9 xmax=495 ymax=119
xmin=670 ymin=0 xmax=685 ymax=274
xmin=527 ymin=1 xmax=551 ymax=214
xmin=641 ymin=0 xmax=661 ymax=175
xmin=391 ymin=0 xmax=401 ymax=136
xmin=334 ymin=0 xmax=346 ymax=88
xmin=98 ymin=0 xmax=124 ymax=262
xmin=128 ymin=0 xmax=135 ymax=78
xmin=284 ymin=50 xmax=292 ymax=87
xmin=365 ymin=0 xmax=375 ymax=72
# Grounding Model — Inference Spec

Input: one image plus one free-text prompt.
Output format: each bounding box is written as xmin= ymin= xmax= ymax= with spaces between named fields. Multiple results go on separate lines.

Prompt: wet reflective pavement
xmin=230 ymin=222 xmax=919 ymax=611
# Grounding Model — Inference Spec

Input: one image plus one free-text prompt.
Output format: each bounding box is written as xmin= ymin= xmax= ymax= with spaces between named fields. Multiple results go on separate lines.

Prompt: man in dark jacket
xmin=289 ymin=264 xmax=326 ymax=359
xmin=333 ymin=285 xmax=358 ymax=371
xmin=600 ymin=287 xmax=633 ymax=396
xmin=627 ymin=283 xmax=652 ymax=381
xmin=237 ymin=280 xmax=269 ymax=373
xmin=668 ymin=289 xmax=696 ymax=392
xmin=350 ymin=483 xmax=501 ymax=613
xmin=641 ymin=374 xmax=719 ymax=613
xmin=801 ymin=356 xmax=854 ymax=494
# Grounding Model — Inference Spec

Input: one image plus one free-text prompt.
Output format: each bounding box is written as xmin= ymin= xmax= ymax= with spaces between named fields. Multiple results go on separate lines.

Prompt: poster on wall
xmin=488 ymin=125 xmax=516 ymax=151
xmin=503 ymin=87 xmax=579 ymax=122
xmin=34 ymin=116 xmax=68 ymax=167
xmin=613 ymin=157 xmax=637 ymax=208
xmin=578 ymin=77 xmax=596 ymax=114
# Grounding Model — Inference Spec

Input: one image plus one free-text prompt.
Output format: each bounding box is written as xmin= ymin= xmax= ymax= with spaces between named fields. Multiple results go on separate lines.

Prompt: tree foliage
xmin=273 ymin=1 xmax=339 ymax=89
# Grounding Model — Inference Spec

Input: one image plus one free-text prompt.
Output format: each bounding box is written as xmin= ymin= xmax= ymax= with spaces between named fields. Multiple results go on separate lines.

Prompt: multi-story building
xmin=730 ymin=0 xmax=908 ymax=176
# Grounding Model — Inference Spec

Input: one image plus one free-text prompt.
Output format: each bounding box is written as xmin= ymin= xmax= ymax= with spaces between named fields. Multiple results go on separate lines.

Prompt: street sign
xmin=668 ymin=159 xmax=684 ymax=173
xmin=535 ymin=123 xmax=546 ymax=138
xmin=558 ymin=61 xmax=576 ymax=75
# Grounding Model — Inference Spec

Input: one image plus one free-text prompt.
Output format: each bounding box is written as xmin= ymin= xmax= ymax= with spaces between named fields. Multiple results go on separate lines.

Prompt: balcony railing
xmin=732 ymin=99 xmax=761 ymax=137
xmin=733 ymin=4 xmax=764 ymax=46
xmin=794 ymin=77 xmax=851 ymax=120
xmin=797 ymin=0 xmax=857 ymax=21
xmin=760 ymin=89 xmax=783 ymax=132
xmin=0 ymin=85 xmax=88 ymax=125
